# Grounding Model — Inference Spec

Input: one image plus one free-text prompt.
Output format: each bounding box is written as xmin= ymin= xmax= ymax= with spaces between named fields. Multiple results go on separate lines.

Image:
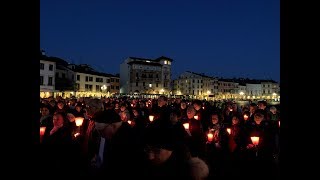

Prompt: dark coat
xmin=92 ymin=123 xmax=143 ymax=179
xmin=242 ymin=120 xmax=277 ymax=177
xmin=40 ymin=126 xmax=80 ymax=176
xmin=142 ymin=153 xmax=209 ymax=180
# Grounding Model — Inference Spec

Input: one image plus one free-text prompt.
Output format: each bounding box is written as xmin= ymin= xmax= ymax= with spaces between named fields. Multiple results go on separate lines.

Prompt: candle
xmin=194 ymin=115 xmax=199 ymax=120
xmin=183 ymin=123 xmax=189 ymax=130
xmin=128 ymin=120 xmax=132 ymax=125
xmin=75 ymin=117 xmax=84 ymax=126
xmin=230 ymin=109 xmax=233 ymax=112
xmin=227 ymin=128 xmax=231 ymax=135
xmin=244 ymin=114 xmax=249 ymax=120
xmin=278 ymin=121 xmax=280 ymax=127
xmin=74 ymin=133 xmax=80 ymax=137
xmin=131 ymin=104 xmax=134 ymax=107
xmin=202 ymin=107 xmax=205 ymax=109
xmin=207 ymin=133 xmax=214 ymax=142
xmin=149 ymin=115 xmax=154 ymax=122
xmin=40 ymin=127 xmax=46 ymax=136
xmin=251 ymin=136 xmax=260 ymax=146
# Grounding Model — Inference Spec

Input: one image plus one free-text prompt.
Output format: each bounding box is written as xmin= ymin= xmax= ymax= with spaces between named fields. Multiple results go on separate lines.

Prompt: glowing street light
xmin=239 ymin=92 xmax=244 ymax=96
xmin=101 ymin=85 xmax=107 ymax=92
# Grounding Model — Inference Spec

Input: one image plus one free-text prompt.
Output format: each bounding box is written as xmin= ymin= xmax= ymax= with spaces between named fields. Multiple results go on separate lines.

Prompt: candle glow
xmin=40 ymin=127 xmax=46 ymax=136
xmin=194 ymin=115 xmax=199 ymax=120
xmin=75 ymin=117 xmax=84 ymax=126
xmin=183 ymin=123 xmax=189 ymax=130
xmin=207 ymin=133 xmax=214 ymax=142
xmin=251 ymin=136 xmax=260 ymax=146
xmin=227 ymin=128 xmax=231 ymax=135
xmin=149 ymin=115 xmax=154 ymax=122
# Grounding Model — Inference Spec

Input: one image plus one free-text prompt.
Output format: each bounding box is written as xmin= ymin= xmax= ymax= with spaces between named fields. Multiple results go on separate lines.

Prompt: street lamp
xmin=239 ymin=91 xmax=244 ymax=100
xmin=101 ymin=85 xmax=107 ymax=96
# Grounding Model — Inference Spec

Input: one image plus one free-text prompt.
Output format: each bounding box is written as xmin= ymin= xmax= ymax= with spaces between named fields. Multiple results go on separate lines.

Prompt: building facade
xmin=74 ymin=64 xmax=119 ymax=97
xmin=216 ymin=79 xmax=237 ymax=99
xmin=120 ymin=56 xmax=172 ymax=94
xmin=173 ymin=71 xmax=217 ymax=99
xmin=246 ymin=83 xmax=263 ymax=98
xmin=40 ymin=54 xmax=56 ymax=98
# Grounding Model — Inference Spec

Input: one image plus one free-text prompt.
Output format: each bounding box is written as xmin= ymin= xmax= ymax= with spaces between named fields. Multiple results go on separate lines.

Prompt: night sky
xmin=40 ymin=0 xmax=279 ymax=82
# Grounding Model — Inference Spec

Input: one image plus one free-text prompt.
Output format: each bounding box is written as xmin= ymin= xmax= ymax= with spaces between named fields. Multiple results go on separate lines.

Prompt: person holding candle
xmin=228 ymin=115 xmax=246 ymax=153
xmin=228 ymin=115 xmax=246 ymax=177
xmin=206 ymin=112 xmax=229 ymax=179
xmin=40 ymin=112 xmax=77 ymax=176
xmin=243 ymin=109 xmax=277 ymax=177
xmin=149 ymin=96 xmax=171 ymax=125
xmin=185 ymin=106 xmax=206 ymax=159
xmin=40 ymin=105 xmax=53 ymax=134
xmin=41 ymin=112 xmax=72 ymax=144
xmin=119 ymin=110 xmax=130 ymax=123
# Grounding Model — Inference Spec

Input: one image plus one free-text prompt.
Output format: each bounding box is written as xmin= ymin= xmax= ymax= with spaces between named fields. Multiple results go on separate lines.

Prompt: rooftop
xmin=185 ymin=71 xmax=213 ymax=78
xmin=127 ymin=60 xmax=162 ymax=66
xmin=74 ymin=65 xmax=118 ymax=77
xmin=129 ymin=56 xmax=173 ymax=62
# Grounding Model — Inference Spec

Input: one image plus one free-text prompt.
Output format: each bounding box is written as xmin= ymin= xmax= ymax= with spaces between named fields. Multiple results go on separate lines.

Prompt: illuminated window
xmin=149 ymin=83 xmax=152 ymax=87
xmin=164 ymin=60 xmax=167 ymax=64
xmin=168 ymin=61 xmax=171 ymax=65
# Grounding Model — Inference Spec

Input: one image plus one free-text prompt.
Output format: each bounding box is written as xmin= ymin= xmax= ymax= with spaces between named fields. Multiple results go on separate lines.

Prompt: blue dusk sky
xmin=40 ymin=0 xmax=279 ymax=82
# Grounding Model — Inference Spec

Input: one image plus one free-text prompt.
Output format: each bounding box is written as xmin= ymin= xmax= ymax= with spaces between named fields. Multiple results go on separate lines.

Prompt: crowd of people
xmin=39 ymin=96 xmax=280 ymax=179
